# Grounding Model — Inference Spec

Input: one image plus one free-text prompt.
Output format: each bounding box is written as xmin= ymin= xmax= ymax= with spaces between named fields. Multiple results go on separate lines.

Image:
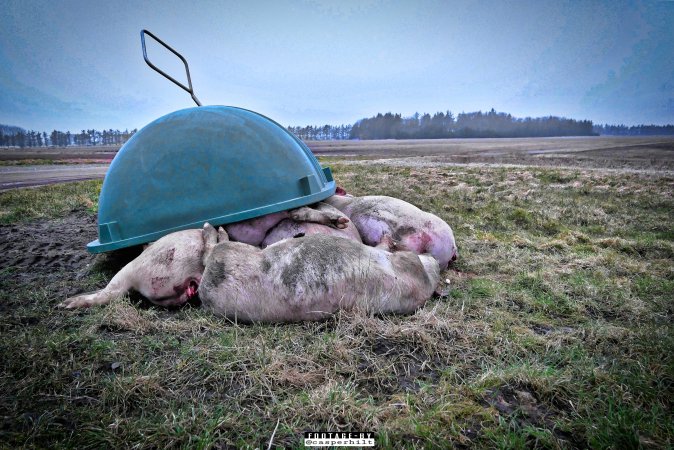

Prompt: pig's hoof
xmin=377 ymin=234 xmax=395 ymax=251
xmin=334 ymin=217 xmax=349 ymax=229
xmin=58 ymin=297 xmax=89 ymax=309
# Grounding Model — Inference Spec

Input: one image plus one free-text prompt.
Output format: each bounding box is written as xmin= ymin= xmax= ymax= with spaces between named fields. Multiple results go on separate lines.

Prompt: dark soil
xmin=0 ymin=210 xmax=141 ymax=306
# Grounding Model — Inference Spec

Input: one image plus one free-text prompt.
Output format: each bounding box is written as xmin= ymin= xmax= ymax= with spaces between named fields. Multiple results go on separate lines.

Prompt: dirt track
xmin=0 ymin=164 xmax=108 ymax=191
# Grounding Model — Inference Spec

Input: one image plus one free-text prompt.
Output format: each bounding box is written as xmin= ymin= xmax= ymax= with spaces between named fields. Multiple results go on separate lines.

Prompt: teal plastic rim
xmin=87 ymin=180 xmax=335 ymax=253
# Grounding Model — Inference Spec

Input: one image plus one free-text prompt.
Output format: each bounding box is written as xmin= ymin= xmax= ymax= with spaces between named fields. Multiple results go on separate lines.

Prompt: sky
xmin=0 ymin=0 xmax=672 ymax=132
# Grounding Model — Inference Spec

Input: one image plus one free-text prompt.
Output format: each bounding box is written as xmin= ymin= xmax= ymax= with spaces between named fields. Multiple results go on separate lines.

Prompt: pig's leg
xmin=375 ymin=234 xmax=411 ymax=252
xmin=289 ymin=206 xmax=349 ymax=229
xmin=401 ymin=230 xmax=454 ymax=270
xmin=59 ymin=263 xmax=137 ymax=309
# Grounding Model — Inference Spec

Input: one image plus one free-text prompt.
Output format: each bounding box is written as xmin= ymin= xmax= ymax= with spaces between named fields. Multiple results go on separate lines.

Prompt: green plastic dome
xmin=87 ymin=106 xmax=335 ymax=253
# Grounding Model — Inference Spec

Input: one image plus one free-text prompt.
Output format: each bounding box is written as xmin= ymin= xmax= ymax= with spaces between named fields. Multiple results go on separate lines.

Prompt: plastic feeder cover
xmin=87 ymin=106 xmax=336 ymax=253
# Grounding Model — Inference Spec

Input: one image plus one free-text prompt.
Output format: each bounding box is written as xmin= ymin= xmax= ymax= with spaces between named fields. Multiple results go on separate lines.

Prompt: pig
xmin=199 ymin=223 xmax=440 ymax=322
xmin=323 ymin=188 xmax=458 ymax=269
xmin=224 ymin=205 xmax=350 ymax=246
xmin=59 ymin=229 xmax=205 ymax=309
xmin=261 ymin=202 xmax=362 ymax=247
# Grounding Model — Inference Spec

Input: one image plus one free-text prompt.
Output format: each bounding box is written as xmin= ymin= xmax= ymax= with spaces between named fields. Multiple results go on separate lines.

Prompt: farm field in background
xmin=0 ymin=145 xmax=118 ymax=163
xmin=310 ymin=136 xmax=674 ymax=171
xmin=0 ymin=141 xmax=672 ymax=448
xmin=0 ymin=135 xmax=673 ymax=167
xmin=1 ymin=136 xmax=672 ymax=191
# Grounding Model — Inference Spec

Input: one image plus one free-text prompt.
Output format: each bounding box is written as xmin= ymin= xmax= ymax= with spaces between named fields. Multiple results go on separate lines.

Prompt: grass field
xmin=0 ymin=153 xmax=673 ymax=448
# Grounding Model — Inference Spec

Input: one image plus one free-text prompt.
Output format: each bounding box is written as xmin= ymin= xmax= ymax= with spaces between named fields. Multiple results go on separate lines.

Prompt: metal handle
xmin=141 ymin=29 xmax=202 ymax=106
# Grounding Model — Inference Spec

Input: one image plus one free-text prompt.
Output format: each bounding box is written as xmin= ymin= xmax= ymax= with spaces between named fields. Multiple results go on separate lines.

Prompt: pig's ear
xmin=335 ymin=186 xmax=347 ymax=196
xmin=217 ymin=227 xmax=230 ymax=242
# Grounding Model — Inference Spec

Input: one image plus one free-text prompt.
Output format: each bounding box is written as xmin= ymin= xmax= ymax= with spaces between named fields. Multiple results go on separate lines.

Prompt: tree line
xmin=592 ymin=124 xmax=674 ymax=136
xmin=288 ymin=111 xmax=674 ymax=140
xmin=2 ymin=111 xmax=674 ymax=148
xmin=347 ymin=109 xmax=595 ymax=140
xmin=0 ymin=128 xmax=137 ymax=148
xmin=286 ymin=125 xmax=352 ymax=140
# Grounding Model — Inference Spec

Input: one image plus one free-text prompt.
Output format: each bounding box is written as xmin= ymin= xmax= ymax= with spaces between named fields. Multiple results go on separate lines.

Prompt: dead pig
xmin=199 ymin=224 xmax=440 ymax=322
xmin=59 ymin=204 xmax=349 ymax=308
xmin=224 ymin=205 xmax=349 ymax=246
xmin=324 ymin=188 xmax=458 ymax=269
xmin=261 ymin=202 xmax=362 ymax=247
xmin=60 ymin=229 xmax=205 ymax=309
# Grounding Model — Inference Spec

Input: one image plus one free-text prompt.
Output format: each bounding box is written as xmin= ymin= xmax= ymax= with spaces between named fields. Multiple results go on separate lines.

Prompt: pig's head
xmin=149 ymin=277 xmax=200 ymax=307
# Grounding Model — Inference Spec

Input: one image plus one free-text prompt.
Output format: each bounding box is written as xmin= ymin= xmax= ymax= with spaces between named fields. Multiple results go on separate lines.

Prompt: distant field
xmin=1 ymin=136 xmax=673 ymax=170
xmin=1 ymin=137 xmax=673 ymax=191
xmin=0 ymin=145 xmax=118 ymax=162
xmin=310 ymin=136 xmax=674 ymax=171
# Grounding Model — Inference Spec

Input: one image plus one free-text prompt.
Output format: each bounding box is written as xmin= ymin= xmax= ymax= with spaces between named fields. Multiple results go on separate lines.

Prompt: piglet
xmin=324 ymin=188 xmax=458 ymax=269
xmin=261 ymin=202 xmax=362 ymax=247
xmin=224 ymin=205 xmax=350 ymax=246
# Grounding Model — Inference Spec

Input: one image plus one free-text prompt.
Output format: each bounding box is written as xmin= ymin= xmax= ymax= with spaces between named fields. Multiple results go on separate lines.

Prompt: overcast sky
xmin=1 ymin=0 xmax=672 ymax=132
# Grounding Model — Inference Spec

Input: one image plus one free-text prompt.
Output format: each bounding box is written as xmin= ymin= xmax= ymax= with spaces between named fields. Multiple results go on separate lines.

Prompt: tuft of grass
xmin=0 ymin=179 xmax=101 ymax=223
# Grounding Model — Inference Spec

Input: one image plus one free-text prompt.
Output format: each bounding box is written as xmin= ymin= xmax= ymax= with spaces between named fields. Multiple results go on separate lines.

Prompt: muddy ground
xmin=0 ymin=211 xmax=142 ymax=307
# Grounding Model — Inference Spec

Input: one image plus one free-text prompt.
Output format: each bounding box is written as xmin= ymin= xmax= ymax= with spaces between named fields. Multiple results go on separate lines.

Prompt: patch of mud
xmin=484 ymin=386 xmax=551 ymax=421
xmin=482 ymin=385 xmax=582 ymax=447
xmin=530 ymin=324 xmax=576 ymax=336
xmin=0 ymin=210 xmax=141 ymax=305
xmin=356 ymin=337 xmax=443 ymax=396
xmin=0 ymin=211 xmax=97 ymax=282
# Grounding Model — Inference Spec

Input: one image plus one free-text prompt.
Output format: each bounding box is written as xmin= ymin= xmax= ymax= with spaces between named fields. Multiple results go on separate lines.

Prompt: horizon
xmin=2 ymin=107 xmax=673 ymax=136
xmin=1 ymin=0 xmax=673 ymax=131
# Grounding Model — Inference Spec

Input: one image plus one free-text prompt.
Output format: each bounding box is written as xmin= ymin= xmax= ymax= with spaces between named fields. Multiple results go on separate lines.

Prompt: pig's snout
xmin=163 ymin=277 xmax=201 ymax=306
xmin=186 ymin=279 xmax=199 ymax=299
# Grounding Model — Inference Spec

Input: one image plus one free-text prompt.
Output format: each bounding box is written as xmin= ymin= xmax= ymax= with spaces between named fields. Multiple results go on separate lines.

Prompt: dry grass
xmin=0 ymin=160 xmax=672 ymax=448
